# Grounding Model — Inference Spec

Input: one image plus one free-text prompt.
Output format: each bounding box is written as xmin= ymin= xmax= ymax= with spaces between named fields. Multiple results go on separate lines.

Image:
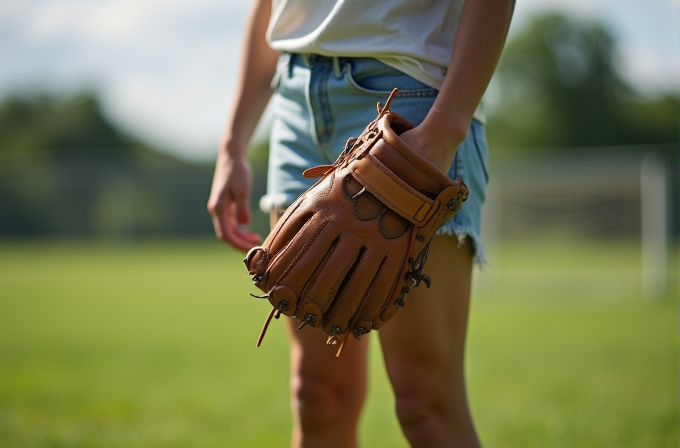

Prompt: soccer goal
xmin=478 ymin=151 xmax=670 ymax=302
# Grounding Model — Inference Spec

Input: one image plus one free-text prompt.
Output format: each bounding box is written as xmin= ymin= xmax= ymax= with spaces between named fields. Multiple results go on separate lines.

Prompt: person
xmin=208 ymin=1 xmax=514 ymax=446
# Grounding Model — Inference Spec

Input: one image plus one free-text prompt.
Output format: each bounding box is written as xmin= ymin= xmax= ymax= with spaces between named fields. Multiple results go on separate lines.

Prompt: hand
xmin=397 ymin=118 xmax=466 ymax=174
xmin=207 ymin=150 xmax=262 ymax=252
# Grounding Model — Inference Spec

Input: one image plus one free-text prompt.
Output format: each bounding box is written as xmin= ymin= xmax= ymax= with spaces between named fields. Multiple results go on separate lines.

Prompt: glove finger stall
xmin=298 ymin=230 xmax=363 ymax=310
xmin=258 ymin=212 xmax=335 ymax=294
xmin=264 ymin=219 xmax=343 ymax=320
xmin=321 ymin=243 xmax=393 ymax=335
xmin=351 ymin=243 xmax=409 ymax=333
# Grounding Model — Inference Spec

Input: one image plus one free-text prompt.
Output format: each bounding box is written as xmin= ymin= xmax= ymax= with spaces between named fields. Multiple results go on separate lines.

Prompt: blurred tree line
xmin=0 ymin=94 xmax=215 ymax=237
xmin=0 ymin=13 xmax=677 ymax=238
xmin=486 ymin=14 xmax=677 ymax=155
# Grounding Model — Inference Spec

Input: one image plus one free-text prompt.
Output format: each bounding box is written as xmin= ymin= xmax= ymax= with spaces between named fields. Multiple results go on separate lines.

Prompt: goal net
xmin=476 ymin=152 xmax=669 ymax=303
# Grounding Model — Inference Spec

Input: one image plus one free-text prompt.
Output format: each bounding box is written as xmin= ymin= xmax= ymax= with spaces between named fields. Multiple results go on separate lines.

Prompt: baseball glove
xmin=244 ymin=89 xmax=468 ymax=355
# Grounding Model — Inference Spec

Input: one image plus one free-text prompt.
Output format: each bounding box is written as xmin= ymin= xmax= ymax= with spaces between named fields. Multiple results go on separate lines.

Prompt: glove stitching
xmin=343 ymin=175 xmax=387 ymax=222
xmin=267 ymin=197 xmax=304 ymax=248
xmin=379 ymin=211 xmax=410 ymax=239
xmin=313 ymin=170 xmax=336 ymax=199
xmin=353 ymin=197 xmax=387 ymax=222
xmin=275 ymin=217 xmax=329 ymax=286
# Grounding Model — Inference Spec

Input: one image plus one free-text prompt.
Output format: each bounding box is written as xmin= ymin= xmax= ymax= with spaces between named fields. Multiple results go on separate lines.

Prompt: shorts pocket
xmin=344 ymin=60 xmax=438 ymax=98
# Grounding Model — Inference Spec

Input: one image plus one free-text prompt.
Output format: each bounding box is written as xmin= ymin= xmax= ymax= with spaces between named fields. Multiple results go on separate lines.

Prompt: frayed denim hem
xmin=259 ymin=193 xmax=299 ymax=214
xmin=436 ymin=221 xmax=486 ymax=269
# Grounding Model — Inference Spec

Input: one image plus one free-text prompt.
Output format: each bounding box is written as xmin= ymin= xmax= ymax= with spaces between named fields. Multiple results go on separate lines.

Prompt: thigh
xmin=378 ymin=234 xmax=475 ymax=406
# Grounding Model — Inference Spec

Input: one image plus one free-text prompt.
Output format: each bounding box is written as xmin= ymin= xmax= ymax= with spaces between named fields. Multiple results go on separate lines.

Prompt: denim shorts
xmin=263 ymin=53 xmax=489 ymax=265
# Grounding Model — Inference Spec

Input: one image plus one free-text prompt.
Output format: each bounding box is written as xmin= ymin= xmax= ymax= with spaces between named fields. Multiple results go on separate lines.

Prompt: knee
xmin=394 ymin=386 xmax=480 ymax=447
xmin=291 ymin=373 xmax=365 ymax=431
xmin=291 ymin=375 xmax=339 ymax=429
xmin=394 ymin=391 xmax=448 ymax=440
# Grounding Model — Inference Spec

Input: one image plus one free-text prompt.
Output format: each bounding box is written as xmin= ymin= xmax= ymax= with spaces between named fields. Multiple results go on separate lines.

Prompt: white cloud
xmin=1 ymin=0 xmax=250 ymax=160
xmin=101 ymin=50 xmax=237 ymax=160
xmin=616 ymin=44 xmax=679 ymax=95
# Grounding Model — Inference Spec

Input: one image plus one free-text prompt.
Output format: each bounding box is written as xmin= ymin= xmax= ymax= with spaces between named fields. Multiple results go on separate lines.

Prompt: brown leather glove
xmin=245 ymin=89 xmax=468 ymax=354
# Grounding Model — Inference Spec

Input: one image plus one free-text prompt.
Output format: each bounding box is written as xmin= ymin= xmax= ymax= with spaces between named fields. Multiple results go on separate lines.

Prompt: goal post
xmin=479 ymin=150 xmax=671 ymax=302
xmin=640 ymin=152 xmax=669 ymax=300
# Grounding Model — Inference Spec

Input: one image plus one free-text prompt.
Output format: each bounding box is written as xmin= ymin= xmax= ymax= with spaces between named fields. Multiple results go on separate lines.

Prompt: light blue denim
xmin=264 ymin=53 xmax=489 ymax=265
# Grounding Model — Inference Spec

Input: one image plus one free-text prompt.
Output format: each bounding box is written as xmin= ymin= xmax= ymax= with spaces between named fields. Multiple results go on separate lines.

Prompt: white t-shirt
xmin=266 ymin=0 xmax=484 ymax=121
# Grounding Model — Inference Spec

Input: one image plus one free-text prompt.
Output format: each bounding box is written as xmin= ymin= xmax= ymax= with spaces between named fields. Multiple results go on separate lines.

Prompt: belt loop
xmin=270 ymin=53 xmax=292 ymax=90
xmin=332 ymin=57 xmax=342 ymax=78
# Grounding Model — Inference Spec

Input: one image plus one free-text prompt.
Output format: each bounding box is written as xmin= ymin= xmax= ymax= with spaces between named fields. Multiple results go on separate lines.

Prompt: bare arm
xmin=400 ymin=0 xmax=515 ymax=172
xmin=207 ymin=0 xmax=280 ymax=251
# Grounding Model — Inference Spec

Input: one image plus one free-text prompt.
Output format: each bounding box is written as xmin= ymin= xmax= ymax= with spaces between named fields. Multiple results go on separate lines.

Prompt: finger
xmin=208 ymin=200 xmax=230 ymax=240
xmin=223 ymin=216 xmax=261 ymax=252
xmin=232 ymin=226 xmax=262 ymax=249
xmin=228 ymin=202 xmax=261 ymax=249
xmin=207 ymin=195 xmax=226 ymax=237
xmin=234 ymin=189 xmax=252 ymax=226
xmin=212 ymin=200 xmax=261 ymax=252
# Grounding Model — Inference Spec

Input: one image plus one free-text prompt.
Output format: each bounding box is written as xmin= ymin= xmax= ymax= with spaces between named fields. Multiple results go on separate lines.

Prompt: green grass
xmin=0 ymin=240 xmax=676 ymax=447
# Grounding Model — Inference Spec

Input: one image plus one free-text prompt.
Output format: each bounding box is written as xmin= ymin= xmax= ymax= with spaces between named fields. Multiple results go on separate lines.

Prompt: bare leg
xmin=379 ymin=235 xmax=481 ymax=448
xmin=286 ymin=321 xmax=369 ymax=448
xmin=271 ymin=211 xmax=369 ymax=448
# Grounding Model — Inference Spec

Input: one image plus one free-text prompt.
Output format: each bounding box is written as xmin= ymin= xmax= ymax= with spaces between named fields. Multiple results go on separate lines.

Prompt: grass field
xmin=0 ymin=240 xmax=676 ymax=447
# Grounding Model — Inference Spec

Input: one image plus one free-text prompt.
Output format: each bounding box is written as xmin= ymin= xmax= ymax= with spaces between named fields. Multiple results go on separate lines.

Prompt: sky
xmin=1 ymin=0 xmax=678 ymax=161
